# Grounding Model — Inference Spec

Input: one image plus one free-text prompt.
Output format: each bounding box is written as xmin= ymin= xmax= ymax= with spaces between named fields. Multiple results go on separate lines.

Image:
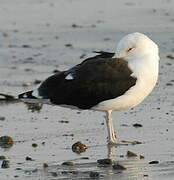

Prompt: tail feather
xmin=18 ymin=91 xmax=36 ymax=99
xmin=18 ymin=90 xmax=51 ymax=104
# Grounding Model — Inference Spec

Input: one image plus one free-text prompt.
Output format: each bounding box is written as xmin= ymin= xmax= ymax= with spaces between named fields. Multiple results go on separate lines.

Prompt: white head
xmin=114 ymin=32 xmax=159 ymax=61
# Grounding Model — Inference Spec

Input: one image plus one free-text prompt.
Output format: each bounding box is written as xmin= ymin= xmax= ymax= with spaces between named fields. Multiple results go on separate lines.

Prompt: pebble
xmin=22 ymin=45 xmax=31 ymax=48
xmin=62 ymin=161 xmax=75 ymax=166
xmin=140 ymin=155 xmax=145 ymax=159
xmin=62 ymin=170 xmax=79 ymax=174
xmin=149 ymin=160 xmax=159 ymax=164
xmin=127 ymin=151 xmax=138 ymax=157
xmin=0 ymin=155 xmax=6 ymax=160
xmin=80 ymin=157 xmax=89 ymax=159
xmin=72 ymin=141 xmax=87 ymax=153
xmin=0 ymin=116 xmax=5 ymax=121
xmin=65 ymin=43 xmax=73 ymax=47
xmin=166 ymin=55 xmax=174 ymax=59
xmin=59 ymin=120 xmax=69 ymax=123
xmin=50 ymin=172 xmax=58 ymax=177
xmin=3 ymin=33 xmax=10 ymax=38
xmin=133 ymin=123 xmax=143 ymax=128
xmin=22 ymin=82 xmax=32 ymax=87
xmin=43 ymin=163 xmax=48 ymax=168
xmin=72 ymin=24 xmax=83 ymax=28
xmin=166 ymin=83 xmax=173 ymax=86
xmin=89 ymin=171 xmax=100 ymax=178
xmin=1 ymin=160 xmax=10 ymax=168
xmin=113 ymin=164 xmax=126 ymax=170
xmin=0 ymin=136 xmax=14 ymax=148
xmin=32 ymin=143 xmax=38 ymax=148
xmin=131 ymin=141 xmax=142 ymax=145
xmin=25 ymin=156 xmax=34 ymax=161
xmin=97 ymin=158 xmax=112 ymax=165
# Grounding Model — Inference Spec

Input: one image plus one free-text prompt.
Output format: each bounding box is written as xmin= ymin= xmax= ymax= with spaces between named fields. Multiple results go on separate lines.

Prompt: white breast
xmin=93 ymin=56 xmax=159 ymax=111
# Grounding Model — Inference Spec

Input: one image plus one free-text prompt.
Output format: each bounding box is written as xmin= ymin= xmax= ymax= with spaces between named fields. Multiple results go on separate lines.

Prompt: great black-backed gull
xmin=18 ymin=32 xmax=159 ymax=145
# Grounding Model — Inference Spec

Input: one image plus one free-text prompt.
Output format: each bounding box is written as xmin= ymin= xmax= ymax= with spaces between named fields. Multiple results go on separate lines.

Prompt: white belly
xmin=93 ymin=77 xmax=157 ymax=111
xmin=93 ymin=54 xmax=159 ymax=111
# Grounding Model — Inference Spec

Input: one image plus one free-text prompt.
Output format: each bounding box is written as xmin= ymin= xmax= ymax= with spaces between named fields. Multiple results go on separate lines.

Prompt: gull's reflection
xmin=107 ymin=144 xmax=117 ymax=159
xmin=25 ymin=102 xmax=43 ymax=112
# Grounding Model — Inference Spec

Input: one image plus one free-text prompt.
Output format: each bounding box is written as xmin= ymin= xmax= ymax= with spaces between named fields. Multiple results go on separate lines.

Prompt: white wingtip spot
xmin=23 ymin=93 xmax=27 ymax=98
xmin=65 ymin=73 xmax=74 ymax=80
xmin=32 ymin=89 xmax=42 ymax=99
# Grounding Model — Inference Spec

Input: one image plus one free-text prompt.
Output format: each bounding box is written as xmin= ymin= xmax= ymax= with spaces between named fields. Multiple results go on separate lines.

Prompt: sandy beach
xmin=0 ymin=0 xmax=174 ymax=179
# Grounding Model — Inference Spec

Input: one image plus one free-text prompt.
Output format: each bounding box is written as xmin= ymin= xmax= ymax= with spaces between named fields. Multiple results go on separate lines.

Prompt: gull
xmin=19 ymin=32 xmax=159 ymax=145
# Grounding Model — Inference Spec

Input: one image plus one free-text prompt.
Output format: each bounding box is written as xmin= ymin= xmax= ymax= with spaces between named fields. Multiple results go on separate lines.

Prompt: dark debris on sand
xmin=1 ymin=160 xmax=10 ymax=168
xmin=0 ymin=136 xmax=14 ymax=148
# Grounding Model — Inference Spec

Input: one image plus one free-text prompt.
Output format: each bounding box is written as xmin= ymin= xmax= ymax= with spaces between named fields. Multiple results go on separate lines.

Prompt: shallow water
xmin=0 ymin=0 xmax=174 ymax=179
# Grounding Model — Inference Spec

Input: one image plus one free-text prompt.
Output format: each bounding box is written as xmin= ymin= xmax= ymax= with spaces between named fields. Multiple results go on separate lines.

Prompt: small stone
xmin=59 ymin=120 xmax=69 ymax=123
xmin=89 ymin=171 xmax=100 ymax=178
xmin=166 ymin=83 xmax=173 ymax=86
xmin=32 ymin=143 xmax=38 ymax=148
xmin=3 ymin=33 xmax=10 ymax=38
xmin=62 ymin=161 xmax=75 ymax=166
xmin=15 ymin=168 xmax=22 ymax=170
xmin=166 ymin=55 xmax=174 ymax=59
xmin=42 ymin=142 xmax=45 ymax=145
xmin=32 ymin=168 xmax=38 ymax=173
xmin=0 ymin=136 xmax=14 ymax=148
xmin=80 ymin=157 xmax=89 ymax=159
xmin=97 ymin=158 xmax=112 ymax=165
xmin=24 ymin=68 xmax=32 ymax=72
xmin=43 ymin=163 xmax=48 ymax=168
xmin=25 ymin=156 xmax=34 ymax=161
xmin=61 ymin=171 xmax=68 ymax=174
xmin=127 ymin=151 xmax=137 ymax=157
xmin=72 ymin=23 xmax=78 ymax=28
xmin=22 ymin=82 xmax=32 ymax=87
xmin=72 ymin=24 xmax=82 ymax=28
xmin=25 ymin=57 xmax=34 ymax=61
xmin=62 ymin=134 xmax=74 ymax=137
xmin=65 ymin=43 xmax=73 ymax=47
xmin=133 ymin=123 xmax=143 ymax=128
xmin=1 ymin=160 xmax=10 ymax=168
xmin=72 ymin=141 xmax=87 ymax=153
xmin=113 ymin=164 xmax=126 ymax=170
xmin=149 ymin=160 xmax=159 ymax=164
xmin=0 ymin=117 xmax=5 ymax=121
xmin=72 ymin=170 xmax=79 ymax=174
xmin=22 ymin=45 xmax=31 ymax=48
xmin=0 ymin=155 xmax=6 ymax=160
xmin=50 ymin=172 xmax=57 ymax=177
xmin=140 ymin=155 xmax=145 ymax=159
xmin=103 ymin=38 xmax=110 ymax=41
xmin=131 ymin=141 xmax=142 ymax=145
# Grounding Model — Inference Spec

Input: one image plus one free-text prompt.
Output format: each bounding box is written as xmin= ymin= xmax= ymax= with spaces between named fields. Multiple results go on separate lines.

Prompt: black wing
xmin=19 ymin=52 xmax=137 ymax=109
xmin=38 ymin=52 xmax=136 ymax=109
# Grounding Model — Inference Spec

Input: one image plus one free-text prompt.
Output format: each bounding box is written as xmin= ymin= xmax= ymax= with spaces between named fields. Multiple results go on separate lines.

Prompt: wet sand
xmin=0 ymin=0 xmax=174 ymax=179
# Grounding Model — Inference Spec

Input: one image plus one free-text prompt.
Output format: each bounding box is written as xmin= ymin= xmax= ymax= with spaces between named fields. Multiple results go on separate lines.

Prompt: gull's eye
xmin=127 ymin=47 xmax=134 ymax=52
